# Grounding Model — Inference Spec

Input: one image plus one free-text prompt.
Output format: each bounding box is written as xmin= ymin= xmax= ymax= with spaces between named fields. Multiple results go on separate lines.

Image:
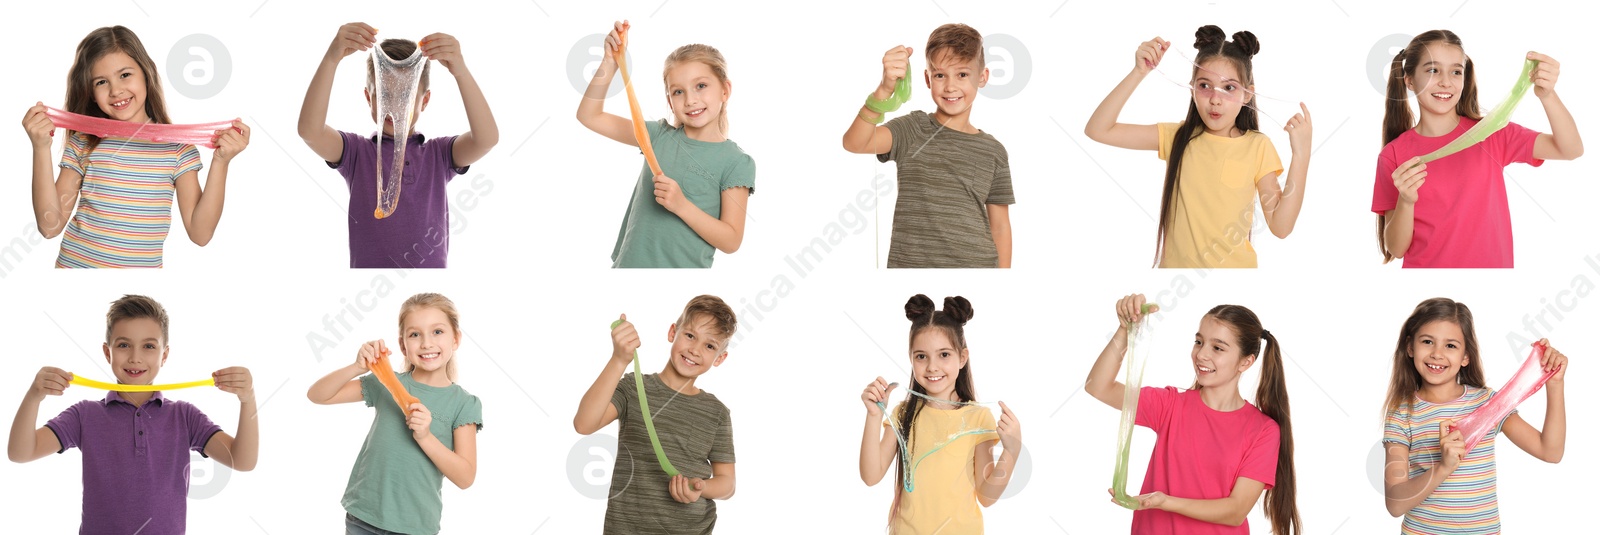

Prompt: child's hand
xmin=1115 ymin=293 xmax=1156 ymax=327
xmin=611 ymin=314 xmax=640 ymax=364
xmin=28 ymin=367 xmax=72 ymax=401
xmin=212 ymin=366 xmax=255 ymax=403
xmin=1438 ymin=420 xmax=1466 ymax=473
xmin=1392 ymin=157 xmax=1425 ymax=206
xmin=420 ymin=33 xmax=466 ymax=76
xmin=1284 ymin=102 xmax=1312 ymax=155
xmin=1134 ymin=37 xmax=1169 ymax=75
xmin=1538 ymin=338 xmax=1568 ymax=384
xmin=653 ymin=174 xmax=689 ymax=214
xmin=862 ymin=377 xmax=896 ymax=416
xmin=327 ymin=22 xmax=377 ymax=61
xmin=211 ymin=120 xmax=250 ymax=163
xmin=879 ymin=46 xmax=912 ymax=99
xmin=668 ymin=474 xmax=705 ymax=503
xmin=599 ymin=20 xmax=628 ymax=76
xmin=356 ymin=340 xmax=387 ymax=371
xmin=21 ymin=102 xmax=55 ymax=149
xmin=407 ymin=402 xmax=433 ymax=441
xmin=1109 ymin=488 xmax=1168 ymax=510
xmin=1528 ymin=52 xmax=1561 ymax=99
xmin=996 ymin=401 xmax=1022 ymax=453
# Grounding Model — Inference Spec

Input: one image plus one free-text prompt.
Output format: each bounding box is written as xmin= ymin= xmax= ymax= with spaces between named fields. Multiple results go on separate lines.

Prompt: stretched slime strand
xmin=612 ymin=318 xmax=679 ymax=477
xmin=1111 ymin=304 xmax=1156 ymax=510
xmin=371 ymin=45 xmax=428 ymax=219
xmin=613 ymin=23 xmax=663 ymax=177
xmin=1452 ymin=341 xmax=1558 ymax=452
xmin=876 ymin=382 xmax=999 ymax=492
xmin=43 ymin=107 xmax=233 ymax=149
xmin=69 ymin=375 xmax=214 ymax=392
xmin=370 ymin=347 xmax=421 ymax=413
xmin=1416 ymin=59 xmax=1539 ymax=165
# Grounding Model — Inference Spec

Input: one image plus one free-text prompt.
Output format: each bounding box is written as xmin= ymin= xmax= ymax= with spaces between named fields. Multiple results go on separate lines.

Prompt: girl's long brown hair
xmin=1200 ymin=305 xmax=1299 ymax=534
xmin=65 ymin=26 xmax=170 ymax=155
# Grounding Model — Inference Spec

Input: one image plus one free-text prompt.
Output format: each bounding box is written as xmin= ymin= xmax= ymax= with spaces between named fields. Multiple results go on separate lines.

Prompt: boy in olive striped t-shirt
xmin=843 ymin=23 xmax=1016 ymax=268
xmin=574 ymin=296 xmax=739 ymax=535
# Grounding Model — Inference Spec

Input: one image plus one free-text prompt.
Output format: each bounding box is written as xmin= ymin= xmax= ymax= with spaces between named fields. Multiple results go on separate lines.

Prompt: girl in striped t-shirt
xmin=22 ymin=25 xmax=249 ymax=268
xmin=1382 ymin=298 xmax=1568 ymax=534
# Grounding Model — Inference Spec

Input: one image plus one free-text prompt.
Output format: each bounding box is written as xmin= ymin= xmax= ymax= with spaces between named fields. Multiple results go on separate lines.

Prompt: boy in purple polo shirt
xmin=7 ymin=295 xmax=260 ymax=534
xmin=297 ymin=23 xmax=499 ymax=269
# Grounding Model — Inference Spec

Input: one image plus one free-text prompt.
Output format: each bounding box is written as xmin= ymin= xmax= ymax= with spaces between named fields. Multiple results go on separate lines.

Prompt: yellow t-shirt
xmin=888 ymin=404 xmax=1000 ymax=535
xmin=1155 ymin=122 xmax=1283 ymax=269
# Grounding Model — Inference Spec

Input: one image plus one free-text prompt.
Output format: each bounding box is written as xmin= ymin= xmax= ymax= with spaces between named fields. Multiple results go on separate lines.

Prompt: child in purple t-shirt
xmin=297 ymin=23 xmax=499 ymax=268
xmin=7 ymin=295 xmax=260 ymax=534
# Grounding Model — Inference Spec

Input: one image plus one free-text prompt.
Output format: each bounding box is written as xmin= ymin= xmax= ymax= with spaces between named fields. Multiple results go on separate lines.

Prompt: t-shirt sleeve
xmin=1253 ymin=136 xmax=1284 ymax=184
xmin=721 ymin=153 xmax=756 ymax=196
xmin=1156 ymin=122 xmax=1180 ymax=161
xmin=359 ymin=373 xmax=380 ymax=408
xmin=1238 ymin=418 xmax=1281 ymax=489
xmin=455 ymin=394 xmax=484 ymax=431
xmin=329 ymin=130 xmax=363 ymax=177
xmin=976 ymin=405 xmax=1000 ymax=443
xmin=985 ymin=142 xmax=1015 ymax=206
xmin=610 ymin=373 xmax=634 ymax=425
xmin=876 ymin=113 xmax=919 ymax=163
xmin=1372 ymin=143 xmax=1401 ymax=213
xmin=43 ymin=401 xmax=87 ymax=453
xmin=1488 ymin=122 xmax=1545 ymax=168
xmin=58 ymin=132 xmax=89 ymax=176
xmin=710 ymin=402 xmax=736 ymax=464
xmin=173 ymin=144 xmax=203 ymax=183
xmin=427 ymin=134 xmax=468 ymax=178
xmin=1382 ymin=406 xmax=1411 ymax=448
xmin=1134 ymin=386 xmax=1176 ymax=430
xmin=182 ymin=402 xmax=224 ymax=455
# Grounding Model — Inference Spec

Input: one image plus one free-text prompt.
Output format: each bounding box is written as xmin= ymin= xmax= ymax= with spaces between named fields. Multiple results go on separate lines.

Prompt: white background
xmin=1 ymin=0 xmax=1595 ymax=533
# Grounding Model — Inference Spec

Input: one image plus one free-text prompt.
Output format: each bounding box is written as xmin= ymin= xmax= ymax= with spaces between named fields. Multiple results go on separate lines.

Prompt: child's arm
xmin=407 ymin=403 xmax=478 ymax=489
xmin=974 ymin=401 xmax=1022 ymax=507
xmin=1528 ymin=52 xmax=1583 ymax=161
xmin=1127 ymin=477 xmax=1266 ymax=527
xmin=7 ymin=367 xmax=70 ymax=463
xmin=1381 ymin=157 xmax=1425 ymax=259
xmin=858 ymin=377 xmax=900 ymax=485
xmin=306 ymin=341 xmax=383 ymax=405
xmin=842 ymin=46 xmax=909 ymax=155
xmin=573 ymin=315 xmax=635 ymax=435
xmin=1384 ymin=421 xmax=1466 ymax=516
xmin=22 ymin=103 xmax=82 ymax=239
xmin=1086 ymin=295 xmax=1155 ymax=408
xmin=653 ymin=179 xmax=749 ymax=253
xmin=174 ymin=121 xmax=249 ymax=246
xmin=1501 ymin=341 xmax=1567 ymax=462
xmin=202 ymin=367 xmax=259 ymax=471
xmin=1083 ymin=38 xmax=1168 ymax=151
xmin=987 ymin=204 xmax=1011 ymax=268
xmin=419 ymin=34 xmax=498 ymax=167
xmin=1259 ymin=104 xmax=1312 ymax=238
xmin=297 ymin=23 xmax=376 ymax=163
xmin=668 ymin=462 xmax=735 ymax=503
xmin=576 ymin=21 xmax=642 ymax=147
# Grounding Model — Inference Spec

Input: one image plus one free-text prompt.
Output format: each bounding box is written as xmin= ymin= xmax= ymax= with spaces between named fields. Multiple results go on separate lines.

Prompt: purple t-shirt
xmin=330 ymin=131 xmax=467 ymax=268
xmin=45 ymin=391 xmax=223 ymax=535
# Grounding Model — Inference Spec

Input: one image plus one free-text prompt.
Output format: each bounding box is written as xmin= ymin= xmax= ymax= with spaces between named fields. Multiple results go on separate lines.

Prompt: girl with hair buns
xmin=1085 ymin=25 xmax=1313 ymax=269
xmin=858 ymin=295 xmax=1022 ymax=533
xmin=1085 ymin=294 xmax=1300 ymax=535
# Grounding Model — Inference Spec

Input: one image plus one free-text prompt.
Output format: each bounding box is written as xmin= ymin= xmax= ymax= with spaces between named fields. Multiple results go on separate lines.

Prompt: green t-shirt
xmin=877 ymin=110 xmax=1015 ymax=268
xmin=342 ymin=372 xmax=483 ymax=535
xmin=611 ymin=119 xmax=757 ymax=268
xmin=604 ymin=373 xmax=736 ymax=535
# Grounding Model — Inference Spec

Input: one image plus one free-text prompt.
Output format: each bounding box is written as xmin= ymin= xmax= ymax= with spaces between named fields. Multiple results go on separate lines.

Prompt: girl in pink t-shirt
xmin=1086 ymin=294 xmax=1299 ymax=535
xmin=1374 ymin=30 xmax=1583 ymax=268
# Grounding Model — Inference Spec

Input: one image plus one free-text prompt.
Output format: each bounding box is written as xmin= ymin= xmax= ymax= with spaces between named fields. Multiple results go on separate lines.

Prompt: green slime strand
xmin=1417 ymin=59 xmax=1539 ymax=164
xmin=876 ymin=383 xmax=998 ymax=493
xmin=1112 ymin=304 xmax=1156 ymax=510
xmin=865 ymin=74 xmax=913 ymax=114
xmin=613 ymin=319 xmax=680 ymax=477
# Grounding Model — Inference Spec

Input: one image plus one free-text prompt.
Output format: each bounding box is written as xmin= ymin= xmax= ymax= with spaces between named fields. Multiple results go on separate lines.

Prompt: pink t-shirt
xmin=1131 ymin=386 xmax=1280 ymax=535
xmin=1371 ymin=118 xmax=1543 ymax=268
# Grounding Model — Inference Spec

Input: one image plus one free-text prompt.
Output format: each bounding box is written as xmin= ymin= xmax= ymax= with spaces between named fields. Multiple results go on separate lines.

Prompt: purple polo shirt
xmin=45 ymin=391 xmax=223 ymax=535
xmin=330 ymin=131 xmax=468 ymax=269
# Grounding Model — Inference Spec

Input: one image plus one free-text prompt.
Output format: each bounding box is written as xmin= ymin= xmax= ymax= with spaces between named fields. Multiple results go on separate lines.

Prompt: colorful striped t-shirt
xmin=55 ymin=133 xmax=202 ymax=268
xmin=1383 ymin=386 xmax=1514 ymax=535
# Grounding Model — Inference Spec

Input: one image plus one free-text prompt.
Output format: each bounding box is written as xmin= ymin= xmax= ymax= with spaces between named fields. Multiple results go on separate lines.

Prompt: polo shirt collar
xmin=368 ymin=131 xmax=427 ymax=144
xmin=102 ymin=389 xmax=166 ymax=407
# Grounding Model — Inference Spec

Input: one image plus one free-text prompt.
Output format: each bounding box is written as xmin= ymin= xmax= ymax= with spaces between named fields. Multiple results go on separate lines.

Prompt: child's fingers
xmin=1527 ymin=51 xmax=1557 ymax=67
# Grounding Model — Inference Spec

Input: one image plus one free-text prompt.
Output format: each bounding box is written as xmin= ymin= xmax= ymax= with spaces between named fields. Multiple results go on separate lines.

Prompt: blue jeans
xmin=345 ymin=513 xmax=422 ymax=535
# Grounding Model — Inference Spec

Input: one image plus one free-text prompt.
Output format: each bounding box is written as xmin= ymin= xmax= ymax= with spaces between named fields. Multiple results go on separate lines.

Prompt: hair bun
xmin=1231 ymin=31 xmax=1260 ymax=57
xmin=1194 ymin=25 xmax=1226 ymax=50
xmin=905 ymin=294 xmax=937 ymax=323
xmin=942 ymin=296 xmax=974 ymax=325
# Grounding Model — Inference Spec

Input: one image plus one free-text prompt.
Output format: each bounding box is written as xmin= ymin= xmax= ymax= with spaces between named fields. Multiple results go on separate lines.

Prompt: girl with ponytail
xmin=1085 ymin=25 xmax=1312 ymax=269
xmin=859 ymin=295 xmax=1023 ymax=533
xmin=1373 ymin=31 xmax=1581 ymax=267
xmin=1085 ymin=294 xmax=1299 ymax=534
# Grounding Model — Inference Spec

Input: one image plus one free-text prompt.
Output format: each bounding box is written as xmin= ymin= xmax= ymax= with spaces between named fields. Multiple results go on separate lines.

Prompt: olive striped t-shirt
xmin=605 ymin=373 xmax=735 ymax=535
xmin=55 ymin=133 xmax=202 ymax=268
xmin=1383 ymin=386 xmax=1513 ymax=535
xmin=877 ymin=110 xmax=1015 ymax=268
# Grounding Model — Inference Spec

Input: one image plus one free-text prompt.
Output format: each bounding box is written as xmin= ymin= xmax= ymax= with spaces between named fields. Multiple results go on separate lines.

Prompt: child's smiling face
xmin=91 ymin=51 xmax=150 ymax=124
xmin=1192 ymin=58 xmax=1250 ymax=136
xmin=1192 ymin=315 xmax=1253 ymax=389
xmin=1406 ymin=42 xmax=1467 ymax=119
xmin=909 ymin=329 xmax=966 ymax=402
xmin=663 ymin=61 xmax=728 ymax=133
xmin=400 ymin=306 xmax=458 ymax=374
xmin=1409 ymin=320 xmax=1468 ymax=387
xmin=103 ymin=317 xmax=166 ymax=385
xmin=665 ymin=314 xmax=728 ymax=379
xmin=925 ymin=51 xmax=987 ymax=119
